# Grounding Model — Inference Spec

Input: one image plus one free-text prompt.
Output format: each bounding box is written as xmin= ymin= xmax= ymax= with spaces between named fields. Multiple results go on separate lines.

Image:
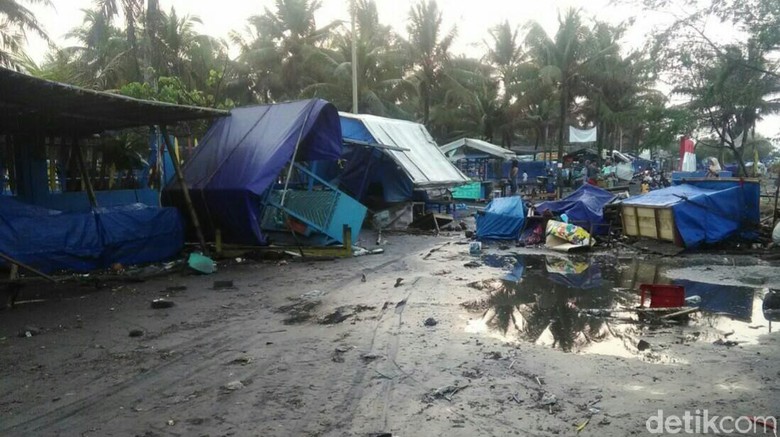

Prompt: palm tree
xmin=0 ymin=0 xmax=51 ymax=68
xmin=302 ymin=0 xmax=414 ymax=117
xmin=95 ymin=0 xmax=143 ymax=80
xmin=406 ymin=0 xmax=456 ymax=126
xmin=525 ymin=9 xmax=607 ymax=160
xmin=238 ymin=0 xmax=340 ymax=101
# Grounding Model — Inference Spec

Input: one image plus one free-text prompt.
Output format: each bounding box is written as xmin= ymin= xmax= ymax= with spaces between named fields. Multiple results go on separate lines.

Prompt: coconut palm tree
xmin=406 ymin=0 xmax=456 ymax=126
xmin=0 ymin=0 xmax=51 ymax=68
xmin=94 ymin=0 xmax=143 ymax=80
xmin=236 ymin=0 xmax=340 ymax=101
xmin=302 ymin=0 xmax=414 ymax=117
xmin=525 ymin=9 xmax=610 ymax=160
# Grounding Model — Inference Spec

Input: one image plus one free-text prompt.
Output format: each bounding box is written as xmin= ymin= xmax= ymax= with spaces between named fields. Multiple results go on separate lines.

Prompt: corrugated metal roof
xmin=339 ymin=112 xmax=470 ymax=188
xmin=440 ymin=137 xmax=516 ymax=161
xmin=0 ymin=67 xmax=228 ymax=136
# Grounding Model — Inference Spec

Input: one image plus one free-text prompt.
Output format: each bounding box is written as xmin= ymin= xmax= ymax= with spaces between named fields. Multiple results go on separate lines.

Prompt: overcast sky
xmin=23 ymin=0 xmax=780 ymax=139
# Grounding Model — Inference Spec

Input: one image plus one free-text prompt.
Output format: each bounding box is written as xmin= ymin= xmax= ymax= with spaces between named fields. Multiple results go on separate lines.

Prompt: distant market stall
xmin=0 ymin=67 xmax=226 ymax=272
xmin=164 ymin=100 xmax=366 ymax=247
xmin=440 ymin=138 xmax=516 ymax=200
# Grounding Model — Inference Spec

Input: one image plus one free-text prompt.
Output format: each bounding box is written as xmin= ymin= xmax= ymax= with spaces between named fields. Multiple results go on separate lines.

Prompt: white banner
xmin=569 ymin=126 xmax=597 ymax=143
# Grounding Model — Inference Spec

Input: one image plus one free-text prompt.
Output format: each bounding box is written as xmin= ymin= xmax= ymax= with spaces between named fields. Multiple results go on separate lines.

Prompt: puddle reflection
xmin=463 ymin=254 xmax=777 ymax=364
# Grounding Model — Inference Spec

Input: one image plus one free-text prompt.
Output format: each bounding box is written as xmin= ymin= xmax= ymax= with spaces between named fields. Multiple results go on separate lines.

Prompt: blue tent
xmin=163 ymin=99 xmax=343 ymax=245
xmin=476 ymin=196 xmax=525 ymax=240
xmin=621 ymin=182 xmax=759 ymax=247
xmin=0 ymin=198 xmax=183 ymax=273
xmin=535 ymin=184 xmax=616 ymax=234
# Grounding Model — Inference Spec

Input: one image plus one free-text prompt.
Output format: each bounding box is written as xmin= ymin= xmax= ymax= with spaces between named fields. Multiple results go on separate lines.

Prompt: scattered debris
xmin=576 ymin=419 xmax=590 ymax=433
xmin=685 ymin=295 xmax=702 ymax=305
xmin=394 ymin=278 xmax=404 ymax=287
xmin=469 ymin=241 xmax=482 ymax=255
xmin=484 ymin=351 xmax=502 ymax=360
xmin=17 ymin=326 xmax=40 ymax=338
xmin=423 ymin=317 xmax=438 ymax=327
xmin=461 ymin=368 xmax=483 ymax=379
xmin=128 ymin=329 xmax=144 ymax=338
xmin=320 ymin=308 xmax=352 ymax=325
xmin=713 ymin=339 xmax=739 ymax=347
xmin=276 ymin=300 xmax=321 ymax=325
xmin=637 ymin=340 xmax=651 ymax=351
xmin=212 ymin=280 xmax=234 ymax=290
xmin=150 ymin=299 xmax=175 ymax=309
xmin=539 ymin=393 xmax=557 ymax=406
xmin=300 ymin=290 xmax=327 ymax=300
xmin=510 ymin=393 xmax=522 ymax=404
xmin=361 ymin=273 xmax=367 ymax=282
xmin=360 ymin=352 xmax=383 ymax=363
xmin=167 ymin=419 xmax=175 ymax=426
xmin=226 ymin=356 xmax=252 ymax=366
xmin=463 ymin=261 xmax=481 ymax=268
xmin=223 ymin=380 xmax=244 ymax=391
xmin=464 ymin=230 xmax=475 ymax=239
xmin=423 ymin=385 xmax=469 ymax=402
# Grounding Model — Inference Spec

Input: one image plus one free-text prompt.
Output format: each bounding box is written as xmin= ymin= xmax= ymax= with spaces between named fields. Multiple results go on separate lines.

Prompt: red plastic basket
xmin=639 ymin=284 xmax=685 ymax=308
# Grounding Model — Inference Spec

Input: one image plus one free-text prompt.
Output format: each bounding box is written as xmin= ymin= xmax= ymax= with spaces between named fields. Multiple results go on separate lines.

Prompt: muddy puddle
xmin=463 ymin=253 xmax=778 ymax=364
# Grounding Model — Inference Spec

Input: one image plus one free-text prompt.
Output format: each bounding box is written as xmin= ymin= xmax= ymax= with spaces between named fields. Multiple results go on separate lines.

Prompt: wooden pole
xmin=73 ymin=138 xmax=98 ymax=208
xmin=0 ymin=251 xmax=58 ymax=283
xmin=160 ymin=126 xmax=208 ymax=254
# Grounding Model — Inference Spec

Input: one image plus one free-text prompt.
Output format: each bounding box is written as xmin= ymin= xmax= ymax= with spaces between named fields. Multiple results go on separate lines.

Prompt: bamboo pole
xmin=73 ymin=137 xmax=98 ymax=208
xmin=160 ymin=126 xmax=208 ymax=254
xmin=0 ymin=251 xmax=57 ymax=283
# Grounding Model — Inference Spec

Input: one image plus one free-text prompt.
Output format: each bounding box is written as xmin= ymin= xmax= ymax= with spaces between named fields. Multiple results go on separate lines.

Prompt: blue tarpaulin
xmin=673 ymin=279 xmax=755 ymax=321
xmin=621 ymin=182 xmax=759 ymax=247
xmin=163 ymin=99 xmax=343 ymax=245
xmin=476 ymin=196 xmax=525 ymax=240
xmin=0 ymin=198 xmax=183 ymax=273
xmin=535 ymin=184 xmax=616 ymax=234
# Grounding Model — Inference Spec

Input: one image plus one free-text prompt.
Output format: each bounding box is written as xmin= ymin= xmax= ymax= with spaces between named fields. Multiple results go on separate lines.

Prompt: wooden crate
xmin=621 ymin=205 xmax=680 ymax=244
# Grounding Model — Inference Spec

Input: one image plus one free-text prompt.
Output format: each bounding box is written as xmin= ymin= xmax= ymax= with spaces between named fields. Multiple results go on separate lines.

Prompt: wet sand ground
xmin=0 ymin=233 xmax=778 ymax=436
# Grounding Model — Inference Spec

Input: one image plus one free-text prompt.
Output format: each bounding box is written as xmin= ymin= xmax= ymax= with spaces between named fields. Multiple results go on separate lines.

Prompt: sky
xmin=21 ymin=0 xmax=780 ymax=139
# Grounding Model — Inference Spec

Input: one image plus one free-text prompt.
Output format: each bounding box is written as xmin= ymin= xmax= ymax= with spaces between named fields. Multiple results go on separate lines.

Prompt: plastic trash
xmin=560 ymin=213 xmax=569 ymax=223
xmin=469 ymin=242 xmax=482 ymax=255
xmin=685 ymin=295 xmax=702 ymax=305
xmin=773 ymin=222 xmax=780 ymax=245
xmin=188 ymin=252 xmax=216 ymax=274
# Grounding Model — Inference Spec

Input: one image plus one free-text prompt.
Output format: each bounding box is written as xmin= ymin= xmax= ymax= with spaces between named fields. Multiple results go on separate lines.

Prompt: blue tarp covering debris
xmin=0 ymin=199 xmax=183 ymax=273
xmin=476 ymin=196 xmax=526 ymax=240
xmin=621 ymin=182 xmax=760 ymax=247
xmin=163 ymin=99 xmax=343 ymax=245
xmin=535 ymin=184 xmax=616 ymax=234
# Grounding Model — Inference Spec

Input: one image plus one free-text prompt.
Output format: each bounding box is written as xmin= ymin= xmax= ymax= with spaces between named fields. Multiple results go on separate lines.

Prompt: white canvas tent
xmin=440 ymin=138 xmax=516 ymax=162
xmin=339 ymin=113 xmax=470 ymax=188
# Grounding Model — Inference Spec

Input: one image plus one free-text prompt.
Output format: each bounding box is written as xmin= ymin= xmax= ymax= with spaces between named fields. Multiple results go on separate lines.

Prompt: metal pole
xmin=351 ymin=0 xmax=359 ymax=114
xmin=160 ymin=126 xmax=208 ymax=253
xmin=280 ymin=109 xmax=312 ymax=207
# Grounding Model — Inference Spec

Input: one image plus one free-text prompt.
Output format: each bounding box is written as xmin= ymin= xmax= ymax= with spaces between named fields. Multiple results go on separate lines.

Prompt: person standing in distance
xmin=510 ymin=160 xmax=519 ymax=195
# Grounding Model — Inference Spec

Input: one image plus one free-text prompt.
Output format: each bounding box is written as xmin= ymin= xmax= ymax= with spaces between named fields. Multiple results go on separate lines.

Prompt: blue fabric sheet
xmin=535 ymin=184 xmax=616 ymax=234
xmin=622 ymin=182 xmax=759 ymax=247
xmin=0 ymin=199 xmax=183 ymax=273
xmin=476 ymin=196 xmax=525 ymax=240
xmin=163 ymin=99 xmax=343 ymax=245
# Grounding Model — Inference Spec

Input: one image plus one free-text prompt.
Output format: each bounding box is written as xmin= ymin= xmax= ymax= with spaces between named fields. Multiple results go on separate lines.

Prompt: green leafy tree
xmin=0 ymin=0 xmax=51 ymax=68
